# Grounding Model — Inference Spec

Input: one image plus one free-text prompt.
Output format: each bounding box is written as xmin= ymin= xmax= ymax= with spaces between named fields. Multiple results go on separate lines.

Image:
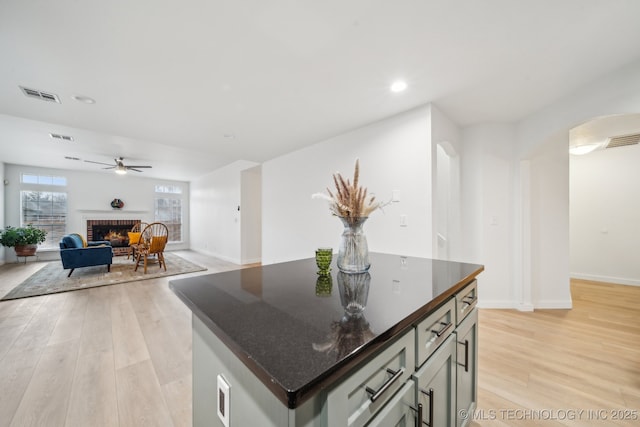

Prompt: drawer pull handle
xmin=409 ymin=402 xmax=430 ymax=426
xmin=462 ymin=295 xmax=477 ymax=307
xmin=431 ymin=321 xmax=453 ymax=337
xmin=419 ymin=387 xmax=434 ymax=426
xmin=458 ymin=339 xmax=469 ymax=372
xmin=365 ymin=367 xmax=404 ymax=402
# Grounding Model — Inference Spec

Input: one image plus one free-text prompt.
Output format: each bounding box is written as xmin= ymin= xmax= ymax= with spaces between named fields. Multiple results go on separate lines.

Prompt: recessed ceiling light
xmin=71 ymin=95 xmax=96 ymax=104
xmin=390 ymin=80 xmax=408 ymax=93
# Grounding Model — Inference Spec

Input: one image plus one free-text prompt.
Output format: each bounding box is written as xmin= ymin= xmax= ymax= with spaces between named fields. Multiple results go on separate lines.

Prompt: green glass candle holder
xmin=315 ymin=247 xmax=333 ymax=274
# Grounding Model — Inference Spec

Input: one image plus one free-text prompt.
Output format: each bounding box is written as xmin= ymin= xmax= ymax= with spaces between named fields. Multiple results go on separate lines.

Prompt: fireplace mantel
xmin=78 ymin=209 xmax=150 ymax=214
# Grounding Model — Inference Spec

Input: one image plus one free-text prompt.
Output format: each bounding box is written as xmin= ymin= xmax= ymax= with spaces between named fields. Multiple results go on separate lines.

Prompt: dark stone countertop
xmin=169 ymin=252 xmax=483 ymax=409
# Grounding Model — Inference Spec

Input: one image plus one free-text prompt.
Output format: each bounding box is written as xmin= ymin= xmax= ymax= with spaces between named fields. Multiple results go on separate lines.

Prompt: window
xmin=19 ymin=173 xmax=68 ymax=249
xmin=21 ymin=191 xmax=67 ymax=249
xmin=155 ymin=184 xmax=183 ymax=242
xmin=154 ymin=184 xmax=182 ymax=194
xmin=21 ymin=173 xmax=67 ymax=186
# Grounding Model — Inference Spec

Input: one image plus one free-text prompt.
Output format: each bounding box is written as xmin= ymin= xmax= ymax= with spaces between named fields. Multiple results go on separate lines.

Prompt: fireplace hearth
xmin=87 ymin=219 xmax=140 ymax=256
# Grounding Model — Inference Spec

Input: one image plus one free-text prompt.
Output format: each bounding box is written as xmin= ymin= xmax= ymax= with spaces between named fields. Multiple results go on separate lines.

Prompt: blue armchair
xmin=59 ymin=233 xmax=113 ymax=277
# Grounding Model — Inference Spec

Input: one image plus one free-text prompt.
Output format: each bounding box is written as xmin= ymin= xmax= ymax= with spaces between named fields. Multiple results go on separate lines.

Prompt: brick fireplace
xmin=87 ymin=219 xmax=140 ymax=256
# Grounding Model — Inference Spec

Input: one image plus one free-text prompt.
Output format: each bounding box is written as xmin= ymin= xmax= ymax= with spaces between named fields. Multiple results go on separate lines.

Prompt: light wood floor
xmin=0 ymin=255 xmax=638 ymax=426
xmin=474 ymin=279 xmax=640 ymax=426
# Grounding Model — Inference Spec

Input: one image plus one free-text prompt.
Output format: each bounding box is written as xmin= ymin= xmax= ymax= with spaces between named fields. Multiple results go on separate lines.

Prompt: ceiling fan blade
xmin=85 ymin=160 xmax=115 ymax=166
xmin=125 ymin=165 xmax=152 ymax=168
xmin=128 ymin=168 xmax=145 ymax=172
xmin=102 ymin=166 xmax=116 ymax=170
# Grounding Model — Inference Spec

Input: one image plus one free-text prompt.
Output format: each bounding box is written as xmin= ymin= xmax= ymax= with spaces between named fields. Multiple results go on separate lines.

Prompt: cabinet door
xmin=366 ymin=379 xmax=417 ymax=427
xmin=413 ymin=335 xmax=455 ymax=427
xmin=456 ymin=308 xmax=478 ymax=427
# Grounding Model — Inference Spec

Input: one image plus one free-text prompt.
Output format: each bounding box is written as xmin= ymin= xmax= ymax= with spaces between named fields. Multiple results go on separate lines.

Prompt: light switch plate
xmin=217 ymin=374 xmax=230 ymax=427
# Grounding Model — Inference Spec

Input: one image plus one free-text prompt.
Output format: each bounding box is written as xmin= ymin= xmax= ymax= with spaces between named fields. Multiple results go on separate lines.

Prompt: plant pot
xmin=14 ymin=244 xmax=38 ymax=257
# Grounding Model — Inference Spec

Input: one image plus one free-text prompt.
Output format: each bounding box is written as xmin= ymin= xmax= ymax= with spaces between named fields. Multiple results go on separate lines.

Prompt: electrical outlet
xmin=392 ymin=279 xmax=401 ymax=294
xmin=217 ymin=374 xmax=230 ymax=427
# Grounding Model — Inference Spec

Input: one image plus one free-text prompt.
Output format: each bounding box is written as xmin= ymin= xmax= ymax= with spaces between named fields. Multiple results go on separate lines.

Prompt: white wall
xmin=570 ymin=144 xmax=640 ymax=285
xmin=3 ymin=164 xmax=189 ymax=262
xmin=460 ymin=124 xmax=516 ymax=308
xmin=190 ymin=160 xmax=259 ymax=264
xmin=528 ymin=132 xmax=572 ymax=307
xmin=262 ymin=105 xmax=433 ymax=265
xmin=431 ymin=105 xmax=462 ymax=260
xmin=459 ymin=58 xmax=640 ymax=309
xmin=241 ymin=165 xmax=262 ymax=264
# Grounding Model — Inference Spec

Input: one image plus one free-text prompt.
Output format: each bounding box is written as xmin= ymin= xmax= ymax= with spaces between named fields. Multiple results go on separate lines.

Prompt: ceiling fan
xmin=84 ymin=157 xmax=152 ymax=174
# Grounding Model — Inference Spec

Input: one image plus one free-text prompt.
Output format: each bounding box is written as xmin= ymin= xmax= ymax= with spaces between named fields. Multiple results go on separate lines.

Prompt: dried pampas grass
xmin=313 ymin=159 xmax=387 ymax=225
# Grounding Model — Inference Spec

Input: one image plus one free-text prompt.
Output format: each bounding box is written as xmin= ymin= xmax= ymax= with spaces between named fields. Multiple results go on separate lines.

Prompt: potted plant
xmin=0 ymin=225 xmax=48 ymax=256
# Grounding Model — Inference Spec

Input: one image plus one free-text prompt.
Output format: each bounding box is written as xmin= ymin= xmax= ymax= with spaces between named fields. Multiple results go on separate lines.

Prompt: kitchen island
xmin=170 ymin=253 xmax=483 ymax=427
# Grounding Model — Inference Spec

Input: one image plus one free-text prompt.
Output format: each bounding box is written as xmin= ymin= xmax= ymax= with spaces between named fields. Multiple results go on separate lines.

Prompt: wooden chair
xmin=134 ymin=222 xmax=168 ymax=273
xmin=127 ymin=221 xmax=148 ymax=260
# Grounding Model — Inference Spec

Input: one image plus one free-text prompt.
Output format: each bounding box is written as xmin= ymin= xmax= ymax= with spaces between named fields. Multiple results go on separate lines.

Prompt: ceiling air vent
xmin=50 ymin=133 xmax=74 ymax=141
xmin=19 ymin=86 xmax=61 ymax=103
xmin=606 ymin=133 xmax=640 ymax=149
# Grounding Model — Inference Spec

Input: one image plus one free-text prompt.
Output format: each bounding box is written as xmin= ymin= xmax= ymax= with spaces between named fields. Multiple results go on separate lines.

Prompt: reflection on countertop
xmin=313 ymin=272 xmax=375 ymax=359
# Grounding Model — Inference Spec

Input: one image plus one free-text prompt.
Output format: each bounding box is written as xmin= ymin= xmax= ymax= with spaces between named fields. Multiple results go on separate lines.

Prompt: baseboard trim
xmin=192 ymin=249 xmax=241 ymax=265
xmin=517 ymin=303 xmax=534 ymax=312
xmin=533 ymin=299 xmax=573 ymax=309
xmin=477 ymin=300 xmax=572 ymax=310
xmin=571 ymin=273 xmax=640 ymax=287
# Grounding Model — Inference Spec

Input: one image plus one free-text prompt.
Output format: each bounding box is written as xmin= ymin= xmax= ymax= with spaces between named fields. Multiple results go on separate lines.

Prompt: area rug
xmin=1 ymin=253 xmax=207 ymax=300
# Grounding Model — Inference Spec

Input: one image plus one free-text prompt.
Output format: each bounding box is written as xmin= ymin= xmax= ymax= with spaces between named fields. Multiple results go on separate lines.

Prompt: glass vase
xmin=337 ymin=216 xmax=370 ymax=274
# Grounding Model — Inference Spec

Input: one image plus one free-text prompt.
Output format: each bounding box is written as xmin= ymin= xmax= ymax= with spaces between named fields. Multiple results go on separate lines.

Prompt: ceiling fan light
xmin=115 ymin=165 xmax=127 ymax=175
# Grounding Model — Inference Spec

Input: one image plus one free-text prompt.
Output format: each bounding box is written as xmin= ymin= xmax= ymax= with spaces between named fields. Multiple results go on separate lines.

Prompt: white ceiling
xmin=2 ymin=0 xmax=640 ymax=181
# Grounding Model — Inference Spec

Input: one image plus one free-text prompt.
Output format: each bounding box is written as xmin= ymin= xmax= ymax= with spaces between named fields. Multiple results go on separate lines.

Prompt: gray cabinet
xmin=455 ymin=308 xmax=478 ymax=427
xmin=367 ymin=283 xmax=477 ymax=427
xmin=414 ymin=335 xmax=456 ymax=427
xmin=190 ymin=279 xmax=479 ymax=427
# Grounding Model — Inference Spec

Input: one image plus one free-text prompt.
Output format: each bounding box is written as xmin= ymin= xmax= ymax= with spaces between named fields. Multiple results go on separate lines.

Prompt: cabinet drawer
xmin=455 ymin=280 xmax=477 ymax=325
xmin=366 ymin=379 xmax=416 ymax=426
xmin=326 ymin=330 xmax=415 ymax=427
xmin=415 ymin=298 xmax=455 ymax=368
